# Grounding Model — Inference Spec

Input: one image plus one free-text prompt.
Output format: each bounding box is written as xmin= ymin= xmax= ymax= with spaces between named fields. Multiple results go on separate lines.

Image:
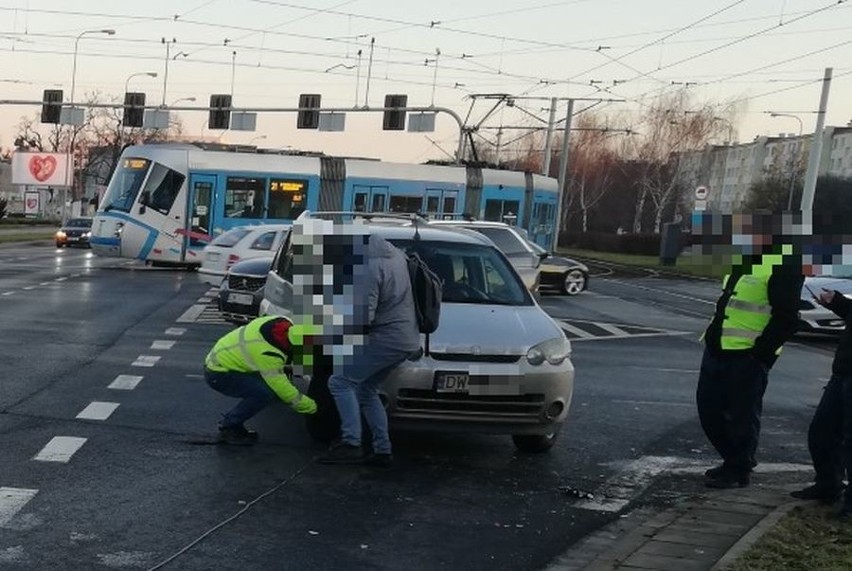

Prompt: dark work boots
xmin=217 ymin=425 xmax=259 ymax=446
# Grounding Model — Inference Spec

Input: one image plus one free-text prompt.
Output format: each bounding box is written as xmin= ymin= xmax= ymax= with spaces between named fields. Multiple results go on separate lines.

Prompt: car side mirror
xmin=538 ymin=251 xmax=549 ymax=261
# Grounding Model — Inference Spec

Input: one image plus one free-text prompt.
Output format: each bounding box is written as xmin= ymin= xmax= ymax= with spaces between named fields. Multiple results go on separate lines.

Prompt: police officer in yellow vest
xmin=205 ymin=316 xmax=317 ymax=446
xmin=697 ymin=225 xmax=803 ymax=489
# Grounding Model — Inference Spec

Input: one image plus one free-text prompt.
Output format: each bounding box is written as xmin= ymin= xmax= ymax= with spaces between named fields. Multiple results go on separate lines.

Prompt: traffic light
xmin=122 ymin=92 xmax=146 ymax=128
xmin=41 ymin=89 xmax=63 ymax=124
xmin=297 ymin=94 xmax=321 ymax=129
xmin=209 ymin=94 xmax=232 ymax=130
xmin=383 ymin=94 xmax=407 ymax=131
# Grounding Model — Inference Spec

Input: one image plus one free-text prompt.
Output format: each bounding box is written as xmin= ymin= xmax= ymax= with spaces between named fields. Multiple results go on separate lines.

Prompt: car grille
xmin=65 ymin=230 xmax=86 ymax=237
xmin=227 ymin=275 xmax=266 ymax=292
xmin=396 ymin=389 xmax=545 ymax=419
xmin=429 ymin=352 xmax=521 ymax=363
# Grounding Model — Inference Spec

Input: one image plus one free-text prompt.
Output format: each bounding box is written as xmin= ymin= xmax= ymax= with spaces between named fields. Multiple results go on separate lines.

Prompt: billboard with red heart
xmin=11 ymin=152 xmax=71 ymax=187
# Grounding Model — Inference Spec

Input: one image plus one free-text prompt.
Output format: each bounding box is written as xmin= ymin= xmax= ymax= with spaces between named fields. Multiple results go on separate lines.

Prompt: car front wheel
xmin=513 ymin=431 xmax=558 ymax=453
xmin=561 ymin=269 xmax=587 ymax=296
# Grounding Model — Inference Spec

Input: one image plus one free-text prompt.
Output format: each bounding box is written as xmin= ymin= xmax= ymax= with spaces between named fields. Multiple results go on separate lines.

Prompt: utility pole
xmin=801 ymin=67 xmax=832 ymax=215
xmin=542 ymin=97 xmax=557 ymax=176
xmin=364 ymin=37 xmax=375 ymax=108
xmin=555 ymin=98 xmax=575 ymax=246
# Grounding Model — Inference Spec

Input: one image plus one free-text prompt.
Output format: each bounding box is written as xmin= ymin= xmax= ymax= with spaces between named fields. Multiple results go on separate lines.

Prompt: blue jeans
xmin=327 ymin=345 xmax=410 ymax=455
xmin=205 ymin=368 xmax=277 ymax=429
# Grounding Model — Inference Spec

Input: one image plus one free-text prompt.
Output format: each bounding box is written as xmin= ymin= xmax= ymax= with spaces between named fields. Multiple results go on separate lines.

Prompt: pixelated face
xmin=290 ymin=218 xmax=372 ymax=365
xmin=690 ymin=211 xmax=851 ymax=277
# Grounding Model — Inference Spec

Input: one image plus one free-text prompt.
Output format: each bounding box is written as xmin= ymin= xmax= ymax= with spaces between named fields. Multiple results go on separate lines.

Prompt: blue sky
xmin=0 ymin=0 xmax=850 ymax=162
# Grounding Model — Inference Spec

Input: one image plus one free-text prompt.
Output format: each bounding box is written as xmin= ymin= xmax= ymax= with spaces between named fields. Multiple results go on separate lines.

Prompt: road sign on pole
xmin=694 ymin=185 xmax=708 ymax=211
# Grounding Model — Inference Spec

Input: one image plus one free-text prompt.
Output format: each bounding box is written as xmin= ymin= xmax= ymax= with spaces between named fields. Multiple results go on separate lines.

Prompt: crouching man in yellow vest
xmin=204 ymin=316 xmax=317 ymax=445
xmin=697 ymin=240 xmax=803 ymax=488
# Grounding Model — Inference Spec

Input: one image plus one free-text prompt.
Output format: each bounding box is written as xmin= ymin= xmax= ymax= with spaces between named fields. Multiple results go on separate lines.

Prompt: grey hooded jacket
xmin=365 ymin=234 xmax=421 ymax=352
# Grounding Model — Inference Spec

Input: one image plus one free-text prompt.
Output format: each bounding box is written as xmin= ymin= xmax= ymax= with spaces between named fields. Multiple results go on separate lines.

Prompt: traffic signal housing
xmin=209 ymin=94 xmax=232 ymax=130
xmin=123 ymin=92 xmax=146 ymax=128
xmin=297 ymin=94 xmax=321 ymax=129
xmin=41 ymin=89 xmax=63 ymax=124
xmin=383 ymin=94 xmax=407 ymax=131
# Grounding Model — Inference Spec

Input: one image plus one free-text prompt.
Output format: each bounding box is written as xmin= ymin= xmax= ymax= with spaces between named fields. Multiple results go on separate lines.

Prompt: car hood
xmin=803 ymin=277 xmax=852 ymax=297
xmin=228 ymin=257 xmax=274 ymax=275
xmin=429 ymin=303 xmax=563 ymax=355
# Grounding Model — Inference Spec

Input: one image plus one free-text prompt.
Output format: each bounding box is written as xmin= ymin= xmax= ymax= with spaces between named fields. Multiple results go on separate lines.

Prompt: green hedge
xmin=561 ymin=232 xmax=690 ymax=256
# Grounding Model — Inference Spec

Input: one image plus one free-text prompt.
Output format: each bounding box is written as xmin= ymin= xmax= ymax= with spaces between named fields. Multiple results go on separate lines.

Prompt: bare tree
xmin=623 ymin=90 xmax=732 ymax=233
xmin=564 ymin=113 xmax=619 ymax=232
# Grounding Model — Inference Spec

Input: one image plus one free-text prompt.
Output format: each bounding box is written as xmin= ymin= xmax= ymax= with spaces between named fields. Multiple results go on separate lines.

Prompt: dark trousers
xmin=808 ymin=374 xmax=852 ymax=491
xmin=204 ymin=368 xmax=277 ymax=428
xmin=696 ymin=348 xmax=769 ymax=473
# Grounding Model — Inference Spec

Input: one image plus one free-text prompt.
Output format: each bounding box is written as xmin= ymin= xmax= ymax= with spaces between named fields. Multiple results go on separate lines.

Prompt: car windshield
xmin=65 ymin=218 xmax=91 ymax=228
xmin=211 ymin=228 xmax=251 ymax=247
xmin=469 ymin=227 xmax=529 ymax=256
xmin=389 ymin=239 xmax=532 ymax=306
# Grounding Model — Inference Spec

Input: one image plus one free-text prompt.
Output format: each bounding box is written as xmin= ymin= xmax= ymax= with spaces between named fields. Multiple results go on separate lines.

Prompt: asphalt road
xmin=0 ymin=245 xmax=837 ymax=570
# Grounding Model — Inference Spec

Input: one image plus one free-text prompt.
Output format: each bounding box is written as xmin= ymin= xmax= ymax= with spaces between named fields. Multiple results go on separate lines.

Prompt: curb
xmin=710 ymin=499 xmax=806 ymax=570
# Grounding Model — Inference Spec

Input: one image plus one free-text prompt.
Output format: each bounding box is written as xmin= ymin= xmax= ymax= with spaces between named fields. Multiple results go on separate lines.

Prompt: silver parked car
xmin=261 ymin=214 xmax=574 ymax=453
xmin=198 ymin=224 xmax=290 ymax=287
xmin=429 ymin=220 xmax=545 ymax=292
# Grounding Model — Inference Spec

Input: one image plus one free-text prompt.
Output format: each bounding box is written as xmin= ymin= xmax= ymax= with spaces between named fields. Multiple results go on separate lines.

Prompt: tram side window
xmin=389 ymin=195 xmax=422 ymax=213
xmin=484 ymin=199 xmax=520 ymax=223
xmin=225 ymin=177 xmax=265 ymax=219
xmin=143 ymin=163 xmax=186 ymax=215
xmin=268 ymin=179 xmax=307 ymax=219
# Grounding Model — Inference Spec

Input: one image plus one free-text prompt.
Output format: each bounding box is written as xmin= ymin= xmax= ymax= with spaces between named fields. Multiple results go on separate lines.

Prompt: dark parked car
xmin=218 ymin=256 xmax=274 ymax=324
xmin=526 ymin=239 xmax=589 ymax=295
xmin=55 ymin=217 xmax=93 ymax=248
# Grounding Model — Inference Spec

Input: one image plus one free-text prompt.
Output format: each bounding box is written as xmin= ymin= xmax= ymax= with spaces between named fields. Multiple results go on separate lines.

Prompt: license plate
xmin=228 ymin=292 xmax=254 ymax=305
xmin=434 ymin=372 xmax=469 ymax=393
xmin=68 ymin=237 xmax=78 ymax=241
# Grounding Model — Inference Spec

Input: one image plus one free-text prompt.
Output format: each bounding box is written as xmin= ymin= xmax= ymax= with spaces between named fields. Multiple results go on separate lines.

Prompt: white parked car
xmin=799 ymin=276 xmax=852 ymax=334
xmin=429 ymin=220 xmax=545 ymax=292
xmin=198 ymin=224 xmax=291 ymax=286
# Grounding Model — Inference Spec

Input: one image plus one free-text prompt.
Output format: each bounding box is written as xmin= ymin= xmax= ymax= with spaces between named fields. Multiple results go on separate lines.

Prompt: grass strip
xmin=556 ymin=247 xmax=726 ymax=279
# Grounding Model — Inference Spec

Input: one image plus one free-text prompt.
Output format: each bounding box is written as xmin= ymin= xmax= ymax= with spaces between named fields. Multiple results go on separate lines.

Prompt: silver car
xmin=429 ymin=220 xmax=545 ymax=292
xmin=799 ymin=276 xmax=852 ymax=334
xmin=261 ymin=214 xmax=574 ymax=453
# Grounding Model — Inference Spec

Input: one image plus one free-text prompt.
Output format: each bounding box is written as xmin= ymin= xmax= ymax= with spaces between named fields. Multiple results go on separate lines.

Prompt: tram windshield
xmin=100 ymin=158 xmax=150 ymax=213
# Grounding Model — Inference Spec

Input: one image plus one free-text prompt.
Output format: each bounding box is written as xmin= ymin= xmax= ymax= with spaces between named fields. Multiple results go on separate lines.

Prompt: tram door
xmin=353 ymin=185 xmax=389 ymax=213
xmin=424 ymin=189 xmax=459 ymax=219
xmin=187 ymin=174 xmax=217 ymax=258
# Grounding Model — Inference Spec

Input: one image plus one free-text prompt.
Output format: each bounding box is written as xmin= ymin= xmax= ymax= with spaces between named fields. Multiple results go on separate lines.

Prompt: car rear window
xmin=471 ymin=227 xmax=529 ymax=256
xmin=211 ymin=228 xmax=251 ymax=247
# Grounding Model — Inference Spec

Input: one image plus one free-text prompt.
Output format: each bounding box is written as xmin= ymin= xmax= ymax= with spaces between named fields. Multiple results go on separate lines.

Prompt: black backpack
xmin=407 ymin=251 xmax=442 ymax=336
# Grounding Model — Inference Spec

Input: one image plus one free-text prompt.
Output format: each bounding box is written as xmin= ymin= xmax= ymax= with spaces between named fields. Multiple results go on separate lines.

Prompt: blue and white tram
xmin=91 ymin=144 xmax=559 ymax=266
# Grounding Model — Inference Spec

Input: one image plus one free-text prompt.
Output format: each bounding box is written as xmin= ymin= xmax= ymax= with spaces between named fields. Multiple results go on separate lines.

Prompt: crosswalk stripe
xmin=76 ymin=401 xmax=119 ymax=421
xmin=108 ymin=375 xmax=143 ymax=390
xmin=33 ymin=437 xmax=87 ymax=463
xmin=591 ymin=322 xmax=631 ymax=336
xmin=0 ymin=488 xmax=38 ymax=528
xmin=559 ymin=321 xmax=596 ymax=338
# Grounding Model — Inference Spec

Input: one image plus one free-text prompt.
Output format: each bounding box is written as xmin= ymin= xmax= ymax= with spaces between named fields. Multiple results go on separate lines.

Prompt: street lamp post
xmin=124 ymin=71 xmax=158 ymax=95
xmin=767 ymin=112 xmax=804 ymax=211
xmin=70 ymin=29 xmax=115 ymax=106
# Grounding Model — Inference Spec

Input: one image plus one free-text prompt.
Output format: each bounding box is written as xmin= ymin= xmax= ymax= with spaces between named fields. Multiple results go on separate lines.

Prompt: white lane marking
xmin=176 ymin=304 xmax=206 ymax=323
xmin=33 ymin=437 xmax=87 ymax=463
xmin=132 ymin=355 xmax=161 ymax=367
xmin=600 ymin=278 xmax=717 ymax=305
xmin=55 ymin=277 xmax=67 ymax=282
xmin=559 ymin=321 xmax=596 ymax=339
xmin=151 ymin=340 xmax=176 ymax=350
xmin=76 ymin=402 xmax=120 ymax=421
xmin=39 ymin=282 xmax=50 ymax=286
xmin=670 ymin=462 xmax=813 ymax=475
xmin=22 ymin=286 xmax=36 ymax=291
xmin=570 ymin=331 xmax=692 ymax=342
xmin=592 ymin=322 xmax=630 ymax=336
xmin=165 ymin=328 xmax=186 ymax=336
xmin=199 ymin=297 xmax=213 ymax=304
xmin=71 ymin=274 xmax=81 ymax=278
xmin=185 ymin=374 xmax=204 ymax=379
xmin=611 ymin=399 xmax=694 ymax=408
xmin=575 ymin=456 xmax=681 ymax=513
xmin=108 ymin=375 xmax=143 ymax=390
xmin=0 ymin=488 xmax=38 ymax=528
xmin=627 ymin=367 xmax=700 ymax=373
xmin=1 ymin=292 xmax=14 ymax=296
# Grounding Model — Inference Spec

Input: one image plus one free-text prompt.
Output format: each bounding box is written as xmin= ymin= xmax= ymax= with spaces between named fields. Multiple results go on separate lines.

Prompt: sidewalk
xmin=547 ymin=480 xmax=807 ymax=571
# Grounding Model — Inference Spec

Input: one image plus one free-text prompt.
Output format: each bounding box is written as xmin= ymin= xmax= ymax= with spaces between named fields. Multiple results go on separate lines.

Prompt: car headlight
xmin=56 ymin=231 xmax=66 ymax=238
xmin=83 ymin=231 xmax=91 ymax=238
xmin=526 ymin=336 xmax=572 ymax=366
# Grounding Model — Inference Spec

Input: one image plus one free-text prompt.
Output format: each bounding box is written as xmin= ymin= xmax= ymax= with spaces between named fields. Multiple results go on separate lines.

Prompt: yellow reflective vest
xmin=719 ymin=248 xmax=790 ymax=354
xmin=205 ymin=316 xmax=300 ymax=404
